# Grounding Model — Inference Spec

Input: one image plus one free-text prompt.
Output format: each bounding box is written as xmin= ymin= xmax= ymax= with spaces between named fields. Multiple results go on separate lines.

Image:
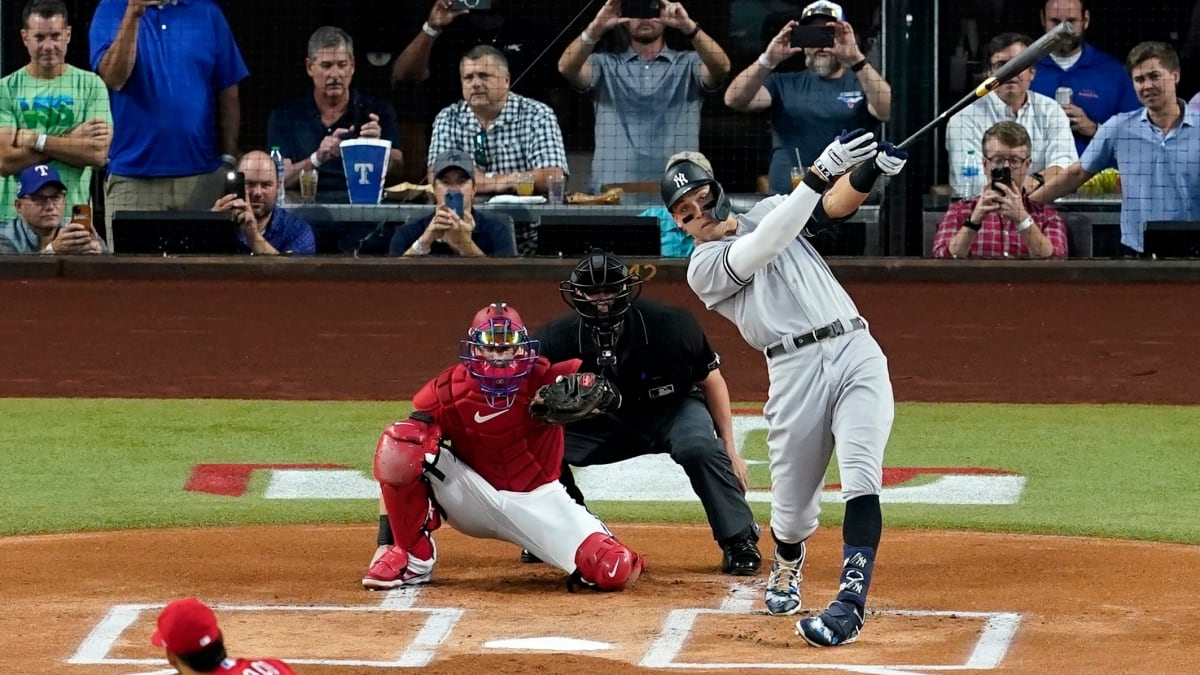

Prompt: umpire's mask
xmin=559 ymin=250 xmax=643 ymax=333
xmin=661 ymin=161 xmax=731 ymax=221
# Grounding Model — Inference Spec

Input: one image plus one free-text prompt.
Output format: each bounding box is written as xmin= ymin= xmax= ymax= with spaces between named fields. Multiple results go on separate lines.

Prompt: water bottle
xmin=270 ymin=146 xmax=286 ymax=205
xmin=961 ymin=149 xmax=982 ymax=197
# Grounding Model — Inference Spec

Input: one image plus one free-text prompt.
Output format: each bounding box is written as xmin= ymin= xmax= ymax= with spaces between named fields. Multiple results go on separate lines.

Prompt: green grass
xmin=2 ymin=399 xmax=1198 ymax=543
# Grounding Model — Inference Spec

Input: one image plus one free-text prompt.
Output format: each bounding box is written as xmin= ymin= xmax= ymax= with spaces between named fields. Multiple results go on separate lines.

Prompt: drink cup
xmin=790 ymin=166 xmax=804 ymax=189
xmin=547 ymin=173 xmax=565 ymax=204
xmin=1055 ymin=87 xmax=1073 ymax=106
xmin=516 ymin=172 xmax=535 ymax=197
xmin=340 ymin=138 xmax=391 ymax=204
xmin=299 ymin=168 xmax=318 ymax=203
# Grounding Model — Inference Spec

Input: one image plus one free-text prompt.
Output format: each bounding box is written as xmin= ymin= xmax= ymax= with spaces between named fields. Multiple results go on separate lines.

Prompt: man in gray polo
xmin=558 ymin=0 xmax=731 ymax=192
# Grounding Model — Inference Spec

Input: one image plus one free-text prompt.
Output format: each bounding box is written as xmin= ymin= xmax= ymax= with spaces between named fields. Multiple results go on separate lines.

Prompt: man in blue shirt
xmin=0 ymin=163 xmax=105 ymax=254
xmin=1036 ymin=42 xmax=1200 ymax=254
xmin=1029 ymin=0 xmax=1139 ymax=156
xmin=90 ymin=0 xmax=248 ymax=248
xmin=211 ymin=151 xmax=315 ymax=255
xmin=389 ymin=150 xmax=515 ymax=257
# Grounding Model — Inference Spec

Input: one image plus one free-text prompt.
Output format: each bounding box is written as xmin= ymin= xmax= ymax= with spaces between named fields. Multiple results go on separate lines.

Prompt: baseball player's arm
xmin=697 ymin=369 xmax=747 ymax=492
xmin=727 ymin=182 xmax=824 ymax=277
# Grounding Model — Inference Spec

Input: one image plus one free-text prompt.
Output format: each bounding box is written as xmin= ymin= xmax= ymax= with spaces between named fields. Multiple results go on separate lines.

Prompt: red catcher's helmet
xmin=459 ymin=302 xmax=540 ymax=409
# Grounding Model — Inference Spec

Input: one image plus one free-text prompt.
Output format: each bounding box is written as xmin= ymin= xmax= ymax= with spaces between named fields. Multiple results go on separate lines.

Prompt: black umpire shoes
xmin=721 ymin=537 xmax=763 ymax=576
xmin=520 ymin=548 xmax=543 ymax=564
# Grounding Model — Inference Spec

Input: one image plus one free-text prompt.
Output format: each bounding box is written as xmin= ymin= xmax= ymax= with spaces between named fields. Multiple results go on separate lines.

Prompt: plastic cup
xmin=339 ymin=138 xmax=391 ymax=204
xmin=790 ymin=166 xmax=804 ymax=189
xmin=299 ymin=168 xmax=318 ymax=203
xmin=547 ymin=173 xmax=565 ymax=204
xmin=516 ymin=172 xmax=535 ymax=197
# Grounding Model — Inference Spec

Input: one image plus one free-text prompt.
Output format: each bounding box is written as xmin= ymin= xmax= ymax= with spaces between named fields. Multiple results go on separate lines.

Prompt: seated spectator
xmin=725 ymin=2 xmax=891 ymax=195
xmin=558 ymin=0 xmax=730 ymax=193
xmin=268 ymin=26 xmax=403 ymax=204
xmin=933 ymin=121 xmax=1068 ymax=259
xmin=390 ymin=150 xmax=515 ymax=257
xmin=151 ymin=597 xmax=297 ymax=674
xmin=946 ymin=32 xmax=1078 ymax=198
xmin=429 ymin=45 xmax=567 ymax=196
xmin=211 ymin=151 xmax=315 ymax=256
xmin=1036 ymin=42 xmax=1200 ymax=255
xmin=0 ymin=0 xmax=111 ymax=223
xmin=0 ymin=164 xmax=104 ymax=254
xmin=637 ymin=150 xmax=707 ymax=258
xmin=1029 ymin=0 xmax=1139 ymax=156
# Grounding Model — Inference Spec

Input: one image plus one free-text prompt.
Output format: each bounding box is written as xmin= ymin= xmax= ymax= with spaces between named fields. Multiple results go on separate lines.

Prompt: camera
xmin=990 ymin=166 xmax=1012 ymax=192
xmin=622 ymin=0 xmax=661 ymax=19
xmin=449 ymin=0 xmax=492 ymax=10
xmin=790 ymin=25 xmax=836 ymax=48
xmin=224 ymin=171 xmax=246 ymax=201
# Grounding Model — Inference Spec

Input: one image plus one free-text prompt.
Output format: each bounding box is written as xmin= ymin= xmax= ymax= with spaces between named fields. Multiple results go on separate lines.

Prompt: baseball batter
xmin=661 ymin=130 xmax=907 ymax=646
xmin=363 ymin=302 xmax=643 ymax=592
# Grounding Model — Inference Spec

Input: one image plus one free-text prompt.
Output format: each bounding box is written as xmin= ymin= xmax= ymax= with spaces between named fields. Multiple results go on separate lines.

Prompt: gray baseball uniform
xmin=686 ymin=193 xmax=893 ymax=545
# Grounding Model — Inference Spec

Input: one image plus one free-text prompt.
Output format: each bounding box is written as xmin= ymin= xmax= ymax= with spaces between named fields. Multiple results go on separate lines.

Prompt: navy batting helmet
xmin=559 ymin=251 xmax=643 ymax=330
xmin=661 ymin=160 xmax=731 ymax=221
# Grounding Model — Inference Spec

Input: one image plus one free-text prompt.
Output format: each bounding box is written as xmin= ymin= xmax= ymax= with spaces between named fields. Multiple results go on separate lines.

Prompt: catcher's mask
xmin=459 ymin=302 xmax=540 ymax=410
xmin=661 ymin=160 xmax=731 ymax=222
xmin=559 ymin=250 xmax=643 ymax=332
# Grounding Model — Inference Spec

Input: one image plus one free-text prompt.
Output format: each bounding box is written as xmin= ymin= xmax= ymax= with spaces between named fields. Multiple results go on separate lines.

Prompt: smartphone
xmin=449 ymin=0 xmax=492 ymax=10
xmin=791 ymin=24 xmax=836 ymax=48
xmin=622 ymin=0 xmax=661 ymax=19
xmin=990 ymin=166 xmax=1012 ymax=191
xmin=70 ymin=204 xmax=94 ymax=234
xmin=224 ymin=170 xmax=246 ymax=200
xmin=444 ymin=191 xmax=465 ymax=218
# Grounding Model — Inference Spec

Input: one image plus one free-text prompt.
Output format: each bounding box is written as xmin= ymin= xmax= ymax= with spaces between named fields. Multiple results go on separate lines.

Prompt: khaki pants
xmin=104 ymin=168 xmax=227 ymax=252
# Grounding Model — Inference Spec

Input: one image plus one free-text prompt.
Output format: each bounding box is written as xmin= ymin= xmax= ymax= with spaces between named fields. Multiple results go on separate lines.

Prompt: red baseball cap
xmin=151 ymin=597 xmax=221 ymax=653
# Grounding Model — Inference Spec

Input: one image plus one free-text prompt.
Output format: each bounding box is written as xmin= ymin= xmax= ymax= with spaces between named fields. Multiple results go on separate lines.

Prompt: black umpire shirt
xmin=534 ymin=299 xmax=721 ymax=412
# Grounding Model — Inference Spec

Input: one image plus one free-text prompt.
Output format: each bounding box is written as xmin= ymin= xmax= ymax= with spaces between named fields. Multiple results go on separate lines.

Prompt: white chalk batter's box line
xmin=642 ymin=607 xmax=1023 ymax=672
xmin=67 ymin=601 xmax=463 ymax=669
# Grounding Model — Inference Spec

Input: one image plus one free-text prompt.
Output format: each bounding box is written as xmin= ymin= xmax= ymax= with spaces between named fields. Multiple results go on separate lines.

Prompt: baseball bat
xmin=896 ymin=21 xmax=1075 ymax=151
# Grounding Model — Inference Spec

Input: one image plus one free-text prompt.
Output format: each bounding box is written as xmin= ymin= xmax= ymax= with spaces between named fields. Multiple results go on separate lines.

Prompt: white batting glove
xmin=810 ymin=129 xmax=877 ymax=182
xmin=874 ymin=141 xmax=907 ymax=176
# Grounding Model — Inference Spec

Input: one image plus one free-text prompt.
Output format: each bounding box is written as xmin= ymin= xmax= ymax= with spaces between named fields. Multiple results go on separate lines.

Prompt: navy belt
xmin=765 ymin=318 xmax=866 ymax=359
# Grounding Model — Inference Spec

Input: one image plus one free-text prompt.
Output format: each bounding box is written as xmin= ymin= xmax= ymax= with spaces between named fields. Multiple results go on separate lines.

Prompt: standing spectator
xmin=151 ymin=597 xmax=297 ymax=674
xmin=1029 ymin=0 xmax=1140 ymax=156
xmin=390 ymin=150 xmax=516 ymax=257
xmin=429 ymin=45 xmax=568 ymax=195
xmin=933 ymin=122 xmax=1068 ymax=259
xmin=531 ymin=251 xmax=762 ymax=576
xmin=1036 ymin=42 xmax=1200 ymax=255
xmin=269 ymin=27 xmax=404 ymax=204
xmin=725 ymin=1 xmax=891 ymax=195
xmin=558 ymin=0 xmax=731 ymax=192
xmin=946 ymin=32 xmax=1078 ymax=198
xmin=89 ymin=0 xmax=248 ymax=248
xmin=0 ymin=0 xmax=111 ymax=224
xmin=211 ymin=151 xmax=315 ymax=256
xmin=0 ymin=164 xmax=104 ymax=254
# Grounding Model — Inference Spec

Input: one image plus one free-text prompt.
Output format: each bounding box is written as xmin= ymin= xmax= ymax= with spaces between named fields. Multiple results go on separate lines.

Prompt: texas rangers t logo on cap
xmin=673 ymin=172 xmax=689 ymax=188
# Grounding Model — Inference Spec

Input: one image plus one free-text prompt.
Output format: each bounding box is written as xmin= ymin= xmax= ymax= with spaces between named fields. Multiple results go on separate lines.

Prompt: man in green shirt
xmin=0 ymin=0 xmax=111 ymax=223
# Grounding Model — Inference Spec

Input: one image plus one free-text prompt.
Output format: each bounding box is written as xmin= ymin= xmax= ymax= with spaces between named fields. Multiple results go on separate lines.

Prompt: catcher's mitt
xmin=529 ymin=373 xmax=621 ymax=424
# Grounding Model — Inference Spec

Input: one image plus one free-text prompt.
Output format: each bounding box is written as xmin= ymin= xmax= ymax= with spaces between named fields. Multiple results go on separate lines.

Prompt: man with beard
xmin=558 ymin=0 xmax=731 ymax=192
xmin=268 ymin=26 xmax=403 ymax=204
xmin=1029 ymin=0 xmax=1139 ymax=155
xmin=211 ymin=151 xmax=315 ymax=255
xmin=945 ymin=32 xmax=1077 ymax=199
xmin=725 ymin=1 xmax=890 ymax=196
xmin=1035 ymin=42 xmax=1200 ymax=256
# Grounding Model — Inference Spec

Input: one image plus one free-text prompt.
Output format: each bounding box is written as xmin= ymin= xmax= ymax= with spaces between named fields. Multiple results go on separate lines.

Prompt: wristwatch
xmin=410 ymin=239 xmax=431 ymax=255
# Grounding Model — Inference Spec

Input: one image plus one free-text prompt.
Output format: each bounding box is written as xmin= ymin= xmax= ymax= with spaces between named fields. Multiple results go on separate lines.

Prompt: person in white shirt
xmin=946 ymin=32 xmax=1078 ymax=198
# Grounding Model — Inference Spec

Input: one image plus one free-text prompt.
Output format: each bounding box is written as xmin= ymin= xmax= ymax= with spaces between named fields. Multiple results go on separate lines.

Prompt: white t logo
xmin=34 ymin=165 xmax=50 ymax=177
xmin=354 ymin=163 xmax=374 ymax=184
xmin=673 ymin=172 xmax=688 ymax=188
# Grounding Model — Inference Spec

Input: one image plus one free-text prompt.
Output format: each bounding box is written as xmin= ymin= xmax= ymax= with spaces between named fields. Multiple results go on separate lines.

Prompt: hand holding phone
xmin=224 ymin=170 xmax=246 ymax=201
xmin=70 ymin=204 xmax=95 ymax=234
xmin=990 ymin=166 xmax=1012 ymax=192
xmin=790 ymin=25 xmax=836 ymax=48
xmin=444 ymin=191 xmax=465 ymax=218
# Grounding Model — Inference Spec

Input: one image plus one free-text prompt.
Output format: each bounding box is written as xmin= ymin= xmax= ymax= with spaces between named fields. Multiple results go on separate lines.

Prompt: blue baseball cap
xmin=17 ymin=164 xmax=67 ymax=198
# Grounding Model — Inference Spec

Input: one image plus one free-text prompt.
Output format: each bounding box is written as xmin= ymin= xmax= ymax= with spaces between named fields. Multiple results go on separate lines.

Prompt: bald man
xmin=212 ymin=150 xmax=316 ymax=255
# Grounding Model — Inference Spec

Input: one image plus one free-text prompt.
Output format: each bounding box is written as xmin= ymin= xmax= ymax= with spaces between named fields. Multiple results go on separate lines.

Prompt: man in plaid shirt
xmin=933 ymin=121 xmax=1068 ymax=259
xmin=428 ymin=45 xmax=568 ymax=196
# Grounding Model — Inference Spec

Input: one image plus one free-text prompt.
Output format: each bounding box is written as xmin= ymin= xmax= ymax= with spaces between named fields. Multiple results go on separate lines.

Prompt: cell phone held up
xmin=444 ymin=191 xmax=465 ymax=218
xmin=790 ymin=24 xmax=836 ymax=48
xmin=224 ymin=170 xmax=246 ymax=201
xmin=70 ymin=204 xmax=94 ymax=234
xmin=622 ymin=0 xmax=660 ymax=19
xmin=448 ymin=0 xmax=492 ymax=10
xmin=990 ymin=166 xmax=1012 ymax=192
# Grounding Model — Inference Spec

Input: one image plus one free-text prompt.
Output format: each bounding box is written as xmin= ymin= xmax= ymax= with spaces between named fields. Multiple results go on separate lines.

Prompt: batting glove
xmin=811 ymin=129 xmax=877 ymax=182
xmin=875 ymin=141 xmax=908 ymax=176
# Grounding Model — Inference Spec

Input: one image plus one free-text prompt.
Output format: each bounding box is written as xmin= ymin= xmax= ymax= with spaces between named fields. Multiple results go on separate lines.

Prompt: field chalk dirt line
xmin=640 ymin=583 xmax=1022 ymax=673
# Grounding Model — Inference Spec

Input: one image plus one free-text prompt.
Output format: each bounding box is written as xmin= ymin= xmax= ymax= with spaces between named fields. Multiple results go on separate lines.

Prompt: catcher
xmin=363 ymin=301 xmax=643 ymax=591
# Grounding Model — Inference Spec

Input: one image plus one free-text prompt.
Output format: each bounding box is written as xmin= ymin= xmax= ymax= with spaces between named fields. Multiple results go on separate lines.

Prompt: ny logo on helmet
xmin=672 ymin=172 xmax=689 ymax=188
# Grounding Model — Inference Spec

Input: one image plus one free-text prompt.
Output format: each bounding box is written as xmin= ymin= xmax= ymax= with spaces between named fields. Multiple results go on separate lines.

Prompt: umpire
xmin=531 ymin=250 xmax=762 ymax=575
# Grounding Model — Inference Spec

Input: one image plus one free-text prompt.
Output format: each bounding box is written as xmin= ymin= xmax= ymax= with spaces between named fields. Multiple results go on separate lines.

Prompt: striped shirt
xmin=428 ymin=93 xmax=568 ymax=178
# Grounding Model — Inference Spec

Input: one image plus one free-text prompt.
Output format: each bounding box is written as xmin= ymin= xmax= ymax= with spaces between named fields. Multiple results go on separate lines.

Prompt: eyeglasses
xmin=989 ymin=60 xmax=1009 ymax=72
xmin=474 ymin=130 xmax=490 ymax=170
xmin=22 ymin=192 xmax=65 ymax=206
xmin=984 ymin=155 xmax=1030 ymax=168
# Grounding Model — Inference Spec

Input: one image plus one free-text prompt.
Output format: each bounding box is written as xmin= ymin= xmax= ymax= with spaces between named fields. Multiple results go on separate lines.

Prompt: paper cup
xmin=340 ymin=138 xmax=391 ymax=204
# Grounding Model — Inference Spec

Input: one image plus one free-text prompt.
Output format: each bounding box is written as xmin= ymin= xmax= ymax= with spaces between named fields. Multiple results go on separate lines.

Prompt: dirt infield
xmin=4 ymin=277 xmax=1200 ymax=672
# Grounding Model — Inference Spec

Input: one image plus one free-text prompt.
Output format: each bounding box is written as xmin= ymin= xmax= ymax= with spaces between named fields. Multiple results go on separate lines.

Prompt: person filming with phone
xmin=725 ymin=1 xmax=891 ymax=195
xmin=211 ymin=151 xmax=315 ymax=256
xmin=0 ymin=164 xmax=105 ymax=254
xmin=390 ymin=149 xmax=515 ymax=257
xmin=933 ymin=121 xmax=1067 ymax=259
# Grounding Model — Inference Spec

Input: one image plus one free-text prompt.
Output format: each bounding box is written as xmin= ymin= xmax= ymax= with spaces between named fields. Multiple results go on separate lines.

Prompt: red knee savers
xmin=574 ymin=532 xmax=644 ymax=591
xmin=373 ymin=417 xmax=441 ymax=486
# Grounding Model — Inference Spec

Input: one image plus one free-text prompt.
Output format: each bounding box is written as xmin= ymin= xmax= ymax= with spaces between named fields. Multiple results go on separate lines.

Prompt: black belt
xmin=765 ymin=318 xmax=866 ymax=359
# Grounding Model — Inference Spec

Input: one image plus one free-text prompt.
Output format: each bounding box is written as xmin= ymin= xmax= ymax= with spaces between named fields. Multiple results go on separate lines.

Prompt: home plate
xmin=483 ymin=637 xmax=613 ymax=651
